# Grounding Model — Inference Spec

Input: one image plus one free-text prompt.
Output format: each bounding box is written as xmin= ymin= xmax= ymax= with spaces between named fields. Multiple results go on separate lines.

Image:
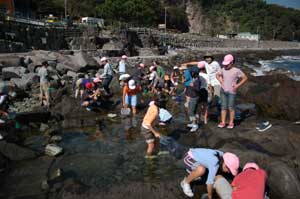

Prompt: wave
xmin=248 ymin=55 xmax=300 ymax=81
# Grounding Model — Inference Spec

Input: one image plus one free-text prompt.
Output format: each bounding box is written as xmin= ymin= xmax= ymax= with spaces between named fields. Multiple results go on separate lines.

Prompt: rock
xmin=0 ymin=153 xmax=8 ymax=173
xmin=2 ymin=66 xmax=27 ymax=76
xmin=66 ymin=70 xmax=77 ymax=79
xmin=55 ymin=63 xmax=68 ymax=74
xmin=266 ymin=161 xmax=300 ymax=198
xmin=50 ymin=135 xmax=62 ymax=143
xmin=40 ymin=123 xmax=50 ymax=133
xmin=1 ymin=71 xmax=21 ymax=80
xmin=41 ymin=179 xmax=50 ymax=191
xmin=45 ymin=144 xmax=63 ymax=156
xmin=0 ymin=141 xmax=37 ymax=161
xmin=0 ymin=56 xmax=21 ymax=67
xmin=240 ymin=74 xmax=300 ymax=121
xmin=10 ymin=73 xmax=39 ymax=89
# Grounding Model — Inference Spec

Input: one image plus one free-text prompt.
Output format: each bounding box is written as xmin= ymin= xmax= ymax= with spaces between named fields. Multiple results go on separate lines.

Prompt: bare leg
xmin=229 ymin=109 xmax=235 ymax=124
xmin=147 ymin=141 xmax=155 ymax=156
xmin=132 ymin=106 xmax=137 ymax=115
xmin=185 ymin=165 xmax=206 ymax=183
xmin=221 ymin=110 xmax=227 ymax=124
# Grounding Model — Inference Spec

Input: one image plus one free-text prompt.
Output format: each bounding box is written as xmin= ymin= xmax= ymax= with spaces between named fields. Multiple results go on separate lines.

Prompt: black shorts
xmin=198 ymin=88 xmax=208 ymax=103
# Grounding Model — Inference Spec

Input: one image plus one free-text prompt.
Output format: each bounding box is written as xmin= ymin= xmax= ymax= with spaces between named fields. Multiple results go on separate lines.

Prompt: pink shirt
xmin=219 ymin=67 xmax=245 ymax=94
xmin=232 ymin=169 xmax=267 ymax=199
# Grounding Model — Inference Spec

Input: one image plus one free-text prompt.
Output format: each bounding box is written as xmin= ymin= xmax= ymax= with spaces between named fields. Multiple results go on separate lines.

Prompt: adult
xmin=122 ymin=79 xmax=141 ymax=116
xmin=99 ymin=57 xmax=113 ymax=95
xmin=179 ymin=64 xmax=193 ymax=110
xmin=203 ymin=53 xmax=222 ymax=100
xmin=118 ymin=55 xmax=128 ymax=75
xmin=132 ymin=63 xmax=146 ymax=85
xmin=38 ymin=61 xmax=50 ymax=106
xmin=148 ymin=66 xmax=160 ymax=92
xmin=214 ymin=162 xmax=267 ymax=199
xmin=198 ymin=61 xmax=210 ymax=124
xmin=0 ymin=82 xmax=16 ymax=120
xmin=216 ymin=54 xmax=248 ymax=129
xmin=181 ymin=148 xmax=239 ymax=198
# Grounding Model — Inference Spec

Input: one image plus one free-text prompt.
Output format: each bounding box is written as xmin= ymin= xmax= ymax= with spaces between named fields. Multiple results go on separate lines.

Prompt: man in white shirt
xmin=204 ymin=54 xmax=221 ymax=99
xmin=99 ymin=57 xmax=113 ymax=95
xmin=118 ymin=55 xmax=127 ymax=75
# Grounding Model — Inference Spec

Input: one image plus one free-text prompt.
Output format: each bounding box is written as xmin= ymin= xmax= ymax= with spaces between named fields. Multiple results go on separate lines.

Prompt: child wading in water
xmin=141 ymin=100 xmax=161 ymax=158
xmin=216 ymin=54 xmax=248 ymax=129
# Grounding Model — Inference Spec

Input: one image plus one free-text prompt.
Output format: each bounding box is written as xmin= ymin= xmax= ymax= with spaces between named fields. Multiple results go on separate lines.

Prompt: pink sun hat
xmin=222 ymin=54 xmax=234 ymax=65
xmin=223 ymin=152 xmax=240 ymax=176
xmin=197 ymin=61 xmax=206 ymax=69
xmin=243 ymin=162 xmax=260 ymax=171
xmin=121 ymin=55 xmax=128 ymax=59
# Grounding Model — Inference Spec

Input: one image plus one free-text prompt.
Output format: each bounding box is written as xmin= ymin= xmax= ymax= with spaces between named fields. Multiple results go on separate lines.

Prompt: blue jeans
xmin=220 ymin=90 xmax=236 ymax=110
xmin=188 ymin=97 xmax=199 ymax=118
xmin=125 ymin=95 xmax=137 ymax=106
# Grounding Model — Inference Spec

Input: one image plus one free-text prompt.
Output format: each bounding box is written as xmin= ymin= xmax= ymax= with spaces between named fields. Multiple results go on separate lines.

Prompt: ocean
xmin=250 ymin=55 xmax=300 ymax=81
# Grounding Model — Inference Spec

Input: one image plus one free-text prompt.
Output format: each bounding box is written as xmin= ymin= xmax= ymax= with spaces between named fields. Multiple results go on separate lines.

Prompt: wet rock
xmin=0 ymin=140 xmax=37 ymax=161
xmin=1 ymin=71 xmax=21 ymax=80
xmin=41 ymin=179 xmax=50 ymax=191
xmin=40 ymin=123 xmax=50 ymax=133
xmin=0 ymin=153 xmax=8 ymax=173
xmin=66 ymin=70 xmax=77 ymax=79
xmin=50 ymin=135 xmax=63 ymax=143
xmin=0 ymin=56 xmax=21 ymax=67
xmin=266 ymin=161 xmax=300 ymax=199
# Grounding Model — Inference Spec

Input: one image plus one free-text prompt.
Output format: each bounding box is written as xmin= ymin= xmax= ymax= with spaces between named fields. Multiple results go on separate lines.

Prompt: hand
xmin=189 ymin=82 xmax=193 ymax=87
xmin=232 ymin=84 xmax=239 ymax=92
xmin=154 ymin=132 xmax=160 ymax=138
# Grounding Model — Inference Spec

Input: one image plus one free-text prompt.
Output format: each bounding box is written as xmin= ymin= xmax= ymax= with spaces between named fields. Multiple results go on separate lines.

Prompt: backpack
xmin=188 ymin=65 xmax=200 ymax=78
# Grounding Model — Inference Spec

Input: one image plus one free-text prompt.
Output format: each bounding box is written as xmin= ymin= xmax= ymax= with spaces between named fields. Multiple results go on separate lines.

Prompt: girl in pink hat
xmin=216 ymin=54 xmax=248 ymax=129
xmin=181 ymin=148 xmax=239 ymax=198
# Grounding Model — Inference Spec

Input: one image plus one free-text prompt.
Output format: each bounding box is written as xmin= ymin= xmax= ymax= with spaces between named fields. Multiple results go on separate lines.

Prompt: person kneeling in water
xmin=181 ymin=148 xmax=239 ymax=198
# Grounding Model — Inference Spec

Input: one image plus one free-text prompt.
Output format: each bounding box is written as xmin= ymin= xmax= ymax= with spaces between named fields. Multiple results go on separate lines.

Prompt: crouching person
xmin=181 ymin=148 xmax=239 ymax=198
xmin=81 ymin=82 xmax=101 ymax=111
xmin=214 ymin=162 xmax=267 ymax=199
xmin=141 ymin=100 xmax=161 ymax=158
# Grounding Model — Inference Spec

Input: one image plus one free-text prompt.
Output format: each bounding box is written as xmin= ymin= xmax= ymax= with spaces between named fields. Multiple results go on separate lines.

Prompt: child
xmin=198 ymin=61 xmax=210 ymax=124
xmin=159 ymin=108 xmax=173 ymax=126
xmin=216 ymin=54 xmax=247 ymax=129
xmin=141 ymin=100 xmax=161 ymax=158
xmin=181 ymin=148 xmax=239 ymax=198
xmin=122 ymin=79 xmax=141 ymax=116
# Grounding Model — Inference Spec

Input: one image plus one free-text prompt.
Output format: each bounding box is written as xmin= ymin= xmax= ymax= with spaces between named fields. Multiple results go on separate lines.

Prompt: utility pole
xmin=64 ymin=0 xmax=67 ymax=18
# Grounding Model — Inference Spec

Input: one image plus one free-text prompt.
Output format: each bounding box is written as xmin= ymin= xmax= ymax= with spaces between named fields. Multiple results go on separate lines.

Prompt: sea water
xmin=251 ymin=55 xmax=300 ymax=81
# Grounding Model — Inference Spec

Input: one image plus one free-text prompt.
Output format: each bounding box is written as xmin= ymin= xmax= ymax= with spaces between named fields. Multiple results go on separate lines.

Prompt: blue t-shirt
xmin=190 ymin=148 xmax=224 ymax=185
xmin=183 ymin=70 xmax=192 ymax=87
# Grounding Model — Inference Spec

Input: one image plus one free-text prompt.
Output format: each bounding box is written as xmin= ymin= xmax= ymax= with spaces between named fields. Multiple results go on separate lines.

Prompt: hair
xmin=42 ymin=61 xmax=48 ymax=66
xmin=214 ymin=151 xmax=224 ymax=167
xmin=154 ymin=61 xmax=160 ymax=65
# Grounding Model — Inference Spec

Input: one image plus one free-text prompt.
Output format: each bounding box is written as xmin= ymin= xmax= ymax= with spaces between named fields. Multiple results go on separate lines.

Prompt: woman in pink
xmin=216 ymin=54 xmax=247 ymax=129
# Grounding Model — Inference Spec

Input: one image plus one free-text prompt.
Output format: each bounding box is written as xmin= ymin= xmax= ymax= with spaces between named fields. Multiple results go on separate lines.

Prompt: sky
xmin=266 ymin=0 xmax=300 ymax=9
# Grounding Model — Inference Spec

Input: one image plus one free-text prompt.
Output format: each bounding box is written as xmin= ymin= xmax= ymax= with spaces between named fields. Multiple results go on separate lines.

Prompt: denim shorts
xmin=188 ymin=97 xmax=199 ymax=118
xmin=220 ymin=90 xmax=236 ymax=110
xmin=125 ymin=95 xmax=137 ymax=106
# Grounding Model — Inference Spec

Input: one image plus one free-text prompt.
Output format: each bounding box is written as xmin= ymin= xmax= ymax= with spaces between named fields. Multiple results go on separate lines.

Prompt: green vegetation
xmin=30 ymin=0 xmax=300 ymax=41
xmin=198 ymin=0 xmax=300 ymax=41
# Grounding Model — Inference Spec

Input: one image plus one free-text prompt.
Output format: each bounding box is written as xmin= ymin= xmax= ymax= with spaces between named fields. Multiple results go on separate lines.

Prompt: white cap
xmin=173 ymin=66 xmax=179 ymax=70
xmin=149 ymin=66 xmax=155 ymax=71
xmin=121 ymin=55 xmax=128 ymax=59
xmin=119 ymin=74 xmax=130 ymax=81
xmin=139 ymin=63 xmax=145 ymax=68
xmin=128 ymin=79 xmax=136 ymax=90
xmin=100 ymin=57 xmax=107 ymax=62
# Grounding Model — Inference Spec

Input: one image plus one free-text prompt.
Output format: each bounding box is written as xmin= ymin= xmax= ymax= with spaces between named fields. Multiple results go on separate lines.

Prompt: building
xmin=236 ymin=32 xmax=260 ymax=41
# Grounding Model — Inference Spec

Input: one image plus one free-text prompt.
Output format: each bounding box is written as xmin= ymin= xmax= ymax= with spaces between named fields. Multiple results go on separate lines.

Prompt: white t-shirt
xmin=199 ymin=72 xmax=209 ymax=90
xmin=38 ymin=67 xmax=48 ymax=84
xmin=159 ymin=108 xmax=172 ymax=122
xmin=118 ymin=60 xmax=126 ymax=73
xmin=205 ymin=61 xmax=221 ymax=86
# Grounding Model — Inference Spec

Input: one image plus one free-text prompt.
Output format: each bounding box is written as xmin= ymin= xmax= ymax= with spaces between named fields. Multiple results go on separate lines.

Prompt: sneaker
xmin=180 ymin=178 xmax=194 ymax=197
xmin=190 ymin=124 xmax=199 ymax=132
xmin=257 ymin=121 xmax=272 ymax=132
xmin=0 ymin=134 xmax=3 ymax=140
xmin=187 ymin=123 xmax=194 ymax=128
xmin=227 ymin=123 xmax=234 ymax=129
xmin=0 ymin=119 xmax=5 ymax=124
xmin=86 ymin=107 xmax=91 ymax=111
xmin=218 ymin=122 xmax=226 ymax=128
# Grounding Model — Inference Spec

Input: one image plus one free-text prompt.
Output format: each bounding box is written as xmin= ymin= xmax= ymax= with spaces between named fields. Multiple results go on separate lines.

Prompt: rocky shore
xmin=0 ymin=49 xmax=300 ymax=199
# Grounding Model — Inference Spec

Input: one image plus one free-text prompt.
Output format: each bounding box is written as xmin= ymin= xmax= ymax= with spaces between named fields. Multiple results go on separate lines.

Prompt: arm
xmin=216 ymin=72 xmax=224 ymax=87
xmin=233 ymin=74 xmax=248 ymax=92
xmin=122 ymin=87 xmax=127 ymax=106
xmin=182 ymin=61 xmax=198 ymax=66
xmin=207 ymin=184 xmax=213 ymax=199
xmin=147 ymin=124 xmax=160 ymax=138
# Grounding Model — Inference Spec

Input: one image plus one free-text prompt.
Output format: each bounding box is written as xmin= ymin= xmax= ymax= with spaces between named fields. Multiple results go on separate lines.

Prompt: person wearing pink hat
xmin=118 ymin=55 xmax=128 ymax=75
xmin=216 ymin=54 xmax=248 ymax=129
xmin=181 ymin=148 xmax=239 ymax=198
xmin=214 ymin=162 xmax=267 ymax=199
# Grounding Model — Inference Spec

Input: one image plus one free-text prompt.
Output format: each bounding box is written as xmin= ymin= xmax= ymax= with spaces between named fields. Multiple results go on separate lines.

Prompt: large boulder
xmin=0 ymin=56 xmax=21 ymax=67
xmin=11 ymin=73 xmax=39 ymax=89
xmin=2 ymin=66 xmax=27 ymax=76
xmin=0 ymin=141 xmax=37 ymax=161
xmin=239 ymin=74 xmax=300 ymax=121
